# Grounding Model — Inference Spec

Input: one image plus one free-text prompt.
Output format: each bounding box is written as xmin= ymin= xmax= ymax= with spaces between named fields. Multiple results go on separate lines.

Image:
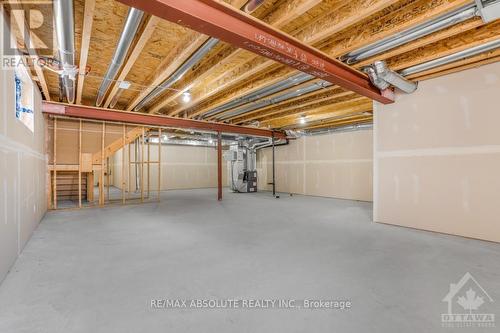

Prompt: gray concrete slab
xmin=0 ymin=189 xmax=499 ymax=332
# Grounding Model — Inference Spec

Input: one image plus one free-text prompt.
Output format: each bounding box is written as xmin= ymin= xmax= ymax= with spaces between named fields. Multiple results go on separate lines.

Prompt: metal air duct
xmin=217 ymin=80 xmax=331 ymax=120
xmin=53 ymin=0 xmax=76 ymax=104
xmin=399 ymin=38 xmax=500 ymax=77
xmin=203 ymin=72 xmax=314 ymax=118
xmin=305 ymin=123 xmax=373 ymax=136
xmin=133 ymin=37 xmax=220 ymax=111
xmin=244 ymin=0 xmax=265 ymax=13
xmin=132 ymin=0 xmax=266 ymax=111
xmin=475 ymin=0 xmax=500 ymax=22
xmin=95 ymin=8 xmax=144 ymax=106
xmin=363 ymin=60 xmax=417 ymax=93
xmin=342 ymin=4 xmax=479 ymax=64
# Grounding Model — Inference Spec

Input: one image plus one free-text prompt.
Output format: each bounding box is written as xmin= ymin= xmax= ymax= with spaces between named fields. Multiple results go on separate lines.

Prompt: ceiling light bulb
xmin=208 ymin=139 xmax=213 ymax=144
xmin=299 ymin=116 xmax=306 ymax=124
xmin=182 ymin=92 xmax=191 ymax=103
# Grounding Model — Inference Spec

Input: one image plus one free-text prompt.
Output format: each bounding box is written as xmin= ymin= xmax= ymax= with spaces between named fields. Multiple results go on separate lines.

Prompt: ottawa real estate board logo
xmin=441 ymin=272 xmax=495 ymax=328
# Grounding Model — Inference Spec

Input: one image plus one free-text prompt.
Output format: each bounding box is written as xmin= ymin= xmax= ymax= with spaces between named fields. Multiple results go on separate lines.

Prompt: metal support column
xmin=272 ymin=133 xmax=276 ymax=197
xmin=217 ymin=131 xmax=222 ymax=201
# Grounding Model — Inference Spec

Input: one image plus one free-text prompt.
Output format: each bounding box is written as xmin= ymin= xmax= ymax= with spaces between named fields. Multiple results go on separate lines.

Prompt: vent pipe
xmin=305 ymin=123 xmax=373 ymax=136
xmin=244 ymin=0 xmax=265 ymax=13
xmin=53 ymin=0 xmax=76 ymax=104
xmin=133 ymin=37 xmax=220 ymax=111
xmin=95 ymin=8 xmax=144 ymax=107
xmin=217 ymin=80 xmax=330 ymax=120
xmin=203 ymin=72 xmax=314 ymax=118
xmin=132 ymin=0 xmax=267 ymax=111
xmin=134 ymin=0 xmax=264 ymax=111
xmin=400 ymin=38 xmax=500 ymax=76
xmin=342 ymin=4 xmax=479 ymax=64
xmin=363 ymin=60 xmax=418 ymax=94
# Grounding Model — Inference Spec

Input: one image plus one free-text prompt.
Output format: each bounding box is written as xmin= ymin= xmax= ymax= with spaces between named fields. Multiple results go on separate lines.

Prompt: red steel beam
xmin=115 ymin=0 xmax=394 ymax=104
xmin=42 ymin=102 xmax=286 ymax=139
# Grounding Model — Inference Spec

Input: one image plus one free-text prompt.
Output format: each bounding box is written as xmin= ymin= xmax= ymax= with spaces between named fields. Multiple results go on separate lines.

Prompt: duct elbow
xmin=364 ymin=60 xmax=417 ymax=94
xmin=64 ymin=77 xmax=76 ymax=104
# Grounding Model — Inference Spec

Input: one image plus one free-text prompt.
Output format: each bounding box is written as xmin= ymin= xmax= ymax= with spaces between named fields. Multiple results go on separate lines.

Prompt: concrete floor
xmin=0 ymin=189 xmax=499 ymax=332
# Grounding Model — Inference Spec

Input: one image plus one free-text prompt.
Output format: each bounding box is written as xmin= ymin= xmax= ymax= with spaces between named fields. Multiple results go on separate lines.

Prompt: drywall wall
xmin=374 ymin=61 xmax=500 ymax=243
xmin=112 ymin=144 xmax=228 ymax=191
xmin=257 ymin=129 xmax=373 ymax=201
xmin=0 ymin=15 xmax=47 ymax=283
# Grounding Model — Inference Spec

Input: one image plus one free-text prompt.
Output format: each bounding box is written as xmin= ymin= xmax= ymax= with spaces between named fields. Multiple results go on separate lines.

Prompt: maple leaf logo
xmin=457 ymin=288 xmax=484 ymax=313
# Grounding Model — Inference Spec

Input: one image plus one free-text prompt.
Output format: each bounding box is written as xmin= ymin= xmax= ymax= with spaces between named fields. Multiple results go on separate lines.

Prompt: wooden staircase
xmin=53 ymin=171 xmax=87 ymax=202
xmin=92 ymin=127 xmax=146 ymax=164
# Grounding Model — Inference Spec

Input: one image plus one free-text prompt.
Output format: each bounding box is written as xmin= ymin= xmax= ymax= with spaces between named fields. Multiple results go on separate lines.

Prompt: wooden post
xmin=122 ymin=125 xmax=126 ymax=204
xmin=100 ymin=122 xmax=105 ymax=206
xmin=53 ymin=118 xmax=57 ymax=209
xmin=128 ymin=135 xmax=131 ymax=199
xmin=217 ymin=131 xmax=222 ymax=201
xmin=158 ymin=128 xmax=161 ymax=201
xmin=272 ymin=133 xmax=276 ymax=197
xmin=141 ymin=127 xmax=145 ymax=202
xmin=107 ymin=157 xmax=110 ymax=201
xmin=78 ymin=120 xmax=82 ymax=208
xmin=45 ymin=115 xmax=52 ymax=209
xmin=87 ymin=172 xmax=94 ymax=202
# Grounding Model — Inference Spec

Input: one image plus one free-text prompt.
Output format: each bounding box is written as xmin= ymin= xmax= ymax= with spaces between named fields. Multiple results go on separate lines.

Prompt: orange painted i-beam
xmin=115 ymin=0 xmax=394 ymax=104
xmin=42 ymin=102 xmax=286 ymax=139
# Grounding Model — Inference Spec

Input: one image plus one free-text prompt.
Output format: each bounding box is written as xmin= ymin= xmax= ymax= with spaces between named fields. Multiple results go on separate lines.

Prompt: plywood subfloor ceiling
xmin=9 ymin=0 xmax=500 ymax=130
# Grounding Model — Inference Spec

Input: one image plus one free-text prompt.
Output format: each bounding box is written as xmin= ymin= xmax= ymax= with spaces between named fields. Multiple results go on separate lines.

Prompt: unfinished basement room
xmin=1 ymin=0 xmax=500 ymax=331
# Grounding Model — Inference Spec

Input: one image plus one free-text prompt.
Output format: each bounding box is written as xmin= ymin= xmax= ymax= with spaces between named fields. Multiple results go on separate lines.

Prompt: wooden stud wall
xmin=46 ymin=116 xmax=165 ymax=210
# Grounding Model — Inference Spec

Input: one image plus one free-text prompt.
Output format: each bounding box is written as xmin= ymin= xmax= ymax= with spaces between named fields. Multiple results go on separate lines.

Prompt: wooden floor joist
xmin=115 ymin=0 xmax=393 ymax=104
xmin=16 ymin=0 xmax=500 ymax=130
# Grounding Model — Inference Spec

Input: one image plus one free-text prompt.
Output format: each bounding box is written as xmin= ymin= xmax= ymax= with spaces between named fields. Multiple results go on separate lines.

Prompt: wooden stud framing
xmin=45 ymin=115 xmax=52 ymax=209
xmin=147 ymin=132 xmax=151 ymax=198
xmin=100 ymin=123 xmax=105 ymax=206
xmin=53 ymin=118 xmax=57 ymax=209
xmin=122 ymin=125 xmax=126 ymax=204
xmin=128 ymin=137 xmax=132 ymax=199
xmin=158 ymin=128 xmax=162 ymax=201
xmin=106 ymin=157 xmax=110 ymax=201
xmin=141 ymin=127 xmax=145 ymax=202
xmin=78 ymin=120 xmax=82 ymax=208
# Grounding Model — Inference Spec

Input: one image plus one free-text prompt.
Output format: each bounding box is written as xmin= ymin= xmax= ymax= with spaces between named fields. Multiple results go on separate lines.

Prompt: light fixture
xmin=299 ymin=115 xmax=306 ymax=124
xmin=182 ymin=91 xmax=191 ymax=103
xmin=208 ymin=138 xmax=214 ymax=144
